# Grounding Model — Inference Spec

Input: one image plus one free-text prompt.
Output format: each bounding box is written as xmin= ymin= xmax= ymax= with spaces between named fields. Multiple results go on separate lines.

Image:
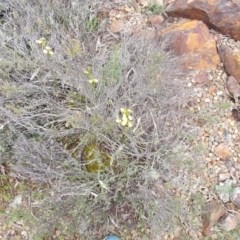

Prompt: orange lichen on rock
xmin=158 ymin=20 xmax=220 ymax=70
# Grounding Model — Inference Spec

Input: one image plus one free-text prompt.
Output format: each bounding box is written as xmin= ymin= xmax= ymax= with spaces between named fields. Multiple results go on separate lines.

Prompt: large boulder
xmin=226 ymin=75 xmax=240 ymax=101
xmin=166 ymin=0 xmax=240 ymax=41
xmin=218 ymin=45 xmax=240 ymax=84
xmin=157 ymin=20 xmax=220 ymax=70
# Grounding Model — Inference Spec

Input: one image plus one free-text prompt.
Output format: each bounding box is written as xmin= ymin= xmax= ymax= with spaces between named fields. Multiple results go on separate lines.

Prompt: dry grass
xmin=0 ymin=0 xmax=193 ymax=238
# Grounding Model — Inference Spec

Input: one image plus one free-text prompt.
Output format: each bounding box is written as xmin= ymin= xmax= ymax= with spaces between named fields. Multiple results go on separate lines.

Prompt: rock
xmin=214 ymin=143 xmax=232 ymax=160
xmin=232 ymin=107 xmax=240 ymax=122
xmin=148 ymin=15 xmax=164 ymax=28
xmin=215 ymin=179 xmax=234 ymax=203
xmin=226 ymin=76 xmax=240 ymax=102
xmin=218 ymin=171 xmax=231 ymax=182
xmin=104 ymin=235 xmax=120 ymax=240
xmin=157 ymin=20 xmax=220 ymax=71
xmin=9 ymin=195 xmax=22 ymax=209
xmin=230 ymin=187 xmax=240 ymax=208
xmin=132 ymin=27 xmax=156 ymax=40
xmin=137 ymin=0 xmax=149 ymax=7
xmin=202 ymin=200 xmax=227 ymax=236
xmin=109 ymin=10 xmax=119 ymax=18
xmin=195 ymin=71 xmax=209 ymax=85
xmin=97 ymin=7 xmax=109 ymax=21
xmin=218 ymin=45 xmax=240 ymax=84
xmin=208 ymin=85 xmax=217 ymax=95
xmin=166 ymin=0 xmax=240 ymax=41
xmin=109 ymin=20 xmax=125 ymax=33
xmin=218 ymin=212 xmax=239 ymax=232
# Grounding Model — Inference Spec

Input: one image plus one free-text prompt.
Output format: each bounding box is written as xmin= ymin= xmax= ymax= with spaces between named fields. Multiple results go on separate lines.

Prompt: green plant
xmin=84 ymin=14 xmax=99 ymax=32
xmin=0 ymin=126 xmax=16 ymax=164
xmin=8 ymin=207 xmax=34 ymax=224
xmin=0 ymin=0 xmax=191 ymax=238
xmin=82 ymin=142 xmax=113 ymax=173
xmin=218 ymin=101 xmax=232 ymax=110
xmin=145 ymin=1 xmax=164 ymax=15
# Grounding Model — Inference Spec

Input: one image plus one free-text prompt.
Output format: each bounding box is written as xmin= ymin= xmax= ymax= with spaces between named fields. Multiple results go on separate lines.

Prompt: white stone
xmin=217 ymin=91 xmax=223 ymax=96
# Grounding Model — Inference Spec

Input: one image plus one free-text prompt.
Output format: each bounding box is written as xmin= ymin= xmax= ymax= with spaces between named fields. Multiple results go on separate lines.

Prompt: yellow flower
xmin=121 ymin=114 xmax=128 ymax=126
xmin=88 ymin=78 xmax=99 ymax=84
xmin=83 ymin=69 xmax=89 ymax=74
xmin=120 ymin=107 xmax=132 ymax=114
xmin=83 ymin=67 xmax=93 ymax=77
xmin=127 ymin=121 xmax=133 ymax=128
xmin=116 ymin=107 xmax=133 ymax=128
xmin=128 ymin=115 xmax=133 ymax=121
xmin=120 ymin=107 xmax=125 ymax=113
xmin=36 ymin=37 xmax=47 ymax=47
xmin=116 ymin=118 xmax=121 ymax=124
xmin=43 ymin=46 xmax=54 ymax=56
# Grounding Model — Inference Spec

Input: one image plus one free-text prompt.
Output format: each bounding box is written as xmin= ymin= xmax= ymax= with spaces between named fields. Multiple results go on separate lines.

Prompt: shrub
xmin=144 ymin=1 xmax=164 ymax=15
xmin=0 ymin=0 xmax=190 ymax=238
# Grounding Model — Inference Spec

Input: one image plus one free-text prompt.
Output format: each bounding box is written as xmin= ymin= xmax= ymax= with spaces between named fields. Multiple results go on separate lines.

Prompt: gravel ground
xmin=1 ymin=1 xmax=240 ymax=239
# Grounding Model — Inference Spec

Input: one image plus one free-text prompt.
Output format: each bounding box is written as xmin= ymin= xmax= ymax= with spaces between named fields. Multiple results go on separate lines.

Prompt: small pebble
xmin=104 ymin=235 xmax=120 ymax=240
